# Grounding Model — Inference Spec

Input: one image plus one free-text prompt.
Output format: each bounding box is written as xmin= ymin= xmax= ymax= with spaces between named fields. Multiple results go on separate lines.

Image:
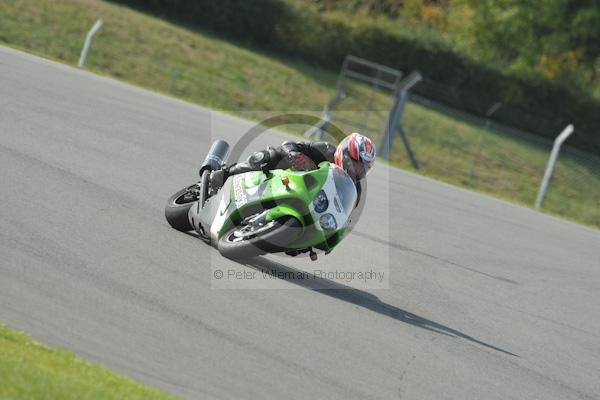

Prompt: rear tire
xmin=218 ymin=217 xmax=303 ymax=259
xmin=165 ymin=171 xmax=211 ymax=232
xmin=165 ymin=187 xmax=196 ymax=231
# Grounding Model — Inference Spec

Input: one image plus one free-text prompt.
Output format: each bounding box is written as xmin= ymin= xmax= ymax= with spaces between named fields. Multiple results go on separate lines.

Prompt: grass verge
xmin=0 ymin=323 xmax=175 ymax=400
xmin=1 ymin=0 xmax=599 ymax=228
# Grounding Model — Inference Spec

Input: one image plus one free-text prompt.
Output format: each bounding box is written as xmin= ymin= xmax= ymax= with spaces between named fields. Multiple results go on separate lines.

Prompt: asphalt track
xmin=1 ymin=45 xmax=600 ymax=399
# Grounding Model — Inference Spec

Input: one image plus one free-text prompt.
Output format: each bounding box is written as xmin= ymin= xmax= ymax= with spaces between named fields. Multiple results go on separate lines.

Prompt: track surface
xmin=1 ymin=46 xmax=599 ymax=399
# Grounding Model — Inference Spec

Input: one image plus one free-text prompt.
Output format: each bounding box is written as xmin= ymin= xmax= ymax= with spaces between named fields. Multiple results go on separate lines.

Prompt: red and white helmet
xmin=334 ymin=132 xmax=376 ymax=181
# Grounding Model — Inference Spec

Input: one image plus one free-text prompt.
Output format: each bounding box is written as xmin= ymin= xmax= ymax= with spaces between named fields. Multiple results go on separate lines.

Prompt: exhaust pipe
xmin=199 ymin=140 xmax=230 ymax=176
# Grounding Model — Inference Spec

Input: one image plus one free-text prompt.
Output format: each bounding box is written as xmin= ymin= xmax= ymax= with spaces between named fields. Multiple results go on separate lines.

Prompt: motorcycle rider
xmin=209 ymin=132 xmax=376 ymax=205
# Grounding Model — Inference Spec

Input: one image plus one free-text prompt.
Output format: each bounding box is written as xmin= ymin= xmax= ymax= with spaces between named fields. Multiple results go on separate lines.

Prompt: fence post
xmin=379 ymin=70 xmax=422 ymax=168
xmin=78 ymin=19 xmax=103 ymax=68
xmin=484 ymin=102 xmax=502 ymax=130
xmin=304 ymin=91 xmax=345 ymax=141
xmin=534 ymin=124 xmax=574 ymax=209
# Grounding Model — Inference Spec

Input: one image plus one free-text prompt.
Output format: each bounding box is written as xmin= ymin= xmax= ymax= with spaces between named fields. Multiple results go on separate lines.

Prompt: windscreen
xmin=331 ymin=166 xmax=358 ymax=216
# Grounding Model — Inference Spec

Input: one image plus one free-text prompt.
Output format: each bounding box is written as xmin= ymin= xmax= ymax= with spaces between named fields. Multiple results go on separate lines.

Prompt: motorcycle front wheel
xmin=218 ymin=216 xmax=303 ymax=259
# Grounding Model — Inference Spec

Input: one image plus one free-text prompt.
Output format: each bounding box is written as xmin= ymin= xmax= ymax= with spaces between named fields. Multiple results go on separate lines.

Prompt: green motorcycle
xmin=165 ymin=140 xmax=358 ymax=260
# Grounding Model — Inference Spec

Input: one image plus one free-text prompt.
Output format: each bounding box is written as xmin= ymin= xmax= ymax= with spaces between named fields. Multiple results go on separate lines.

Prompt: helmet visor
xmin=346 ymin=158 xmax=367 ymax=181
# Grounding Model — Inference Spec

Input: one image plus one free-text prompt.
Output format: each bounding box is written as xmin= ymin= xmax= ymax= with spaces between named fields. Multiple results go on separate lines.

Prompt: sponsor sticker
xmin=233 ymin=175 xmax=248 ymax=208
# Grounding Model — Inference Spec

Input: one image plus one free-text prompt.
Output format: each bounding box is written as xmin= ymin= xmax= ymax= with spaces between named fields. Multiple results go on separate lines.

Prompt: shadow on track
xmin=244 ymin=256 xmax=518 ymax=357
xmin=182 ymin=230 xmax=517 ymax=356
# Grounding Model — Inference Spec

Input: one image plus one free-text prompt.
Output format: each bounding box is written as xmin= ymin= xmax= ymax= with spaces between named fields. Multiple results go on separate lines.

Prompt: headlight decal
xmin=319 ymin=213 xmax=337 ymax=230
xmin=313 ymin=190 xmax=329 ymax=213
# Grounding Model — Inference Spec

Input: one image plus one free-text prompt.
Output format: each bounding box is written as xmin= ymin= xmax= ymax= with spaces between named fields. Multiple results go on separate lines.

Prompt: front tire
xmin=218 ymin=217 xmax=303 ymax=259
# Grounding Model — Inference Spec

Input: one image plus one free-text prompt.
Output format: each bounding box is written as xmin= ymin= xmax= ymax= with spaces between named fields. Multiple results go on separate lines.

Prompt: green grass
xmin=1 ymin=0 xmax=599 ymax=229
xmin=0 ymin=323 xmax=175 ymax=400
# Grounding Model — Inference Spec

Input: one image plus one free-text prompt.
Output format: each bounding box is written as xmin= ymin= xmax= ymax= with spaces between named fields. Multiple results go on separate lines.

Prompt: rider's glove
xmin=249 ymin=147 xmax=279 ymax=171
xmin=248 ymin=150 xmax=269 ymax=168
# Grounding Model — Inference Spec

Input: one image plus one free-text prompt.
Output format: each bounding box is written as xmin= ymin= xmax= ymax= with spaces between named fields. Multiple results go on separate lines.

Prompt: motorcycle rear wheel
xmin=164 ymin=171 xmax=210 ymax=231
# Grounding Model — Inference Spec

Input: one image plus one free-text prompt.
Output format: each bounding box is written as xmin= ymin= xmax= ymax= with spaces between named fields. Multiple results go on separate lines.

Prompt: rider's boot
xmin=208 ymin=163 xmax=251 ymax=192
xmin=209 ymin=167 xmax=228 ymax=192
xmin=209 ymin=149 xmax=275 ymax=192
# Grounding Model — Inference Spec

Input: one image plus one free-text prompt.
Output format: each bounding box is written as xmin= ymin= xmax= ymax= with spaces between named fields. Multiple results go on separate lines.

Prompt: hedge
xmin=114 ymin=0 xmax=600 ymax=152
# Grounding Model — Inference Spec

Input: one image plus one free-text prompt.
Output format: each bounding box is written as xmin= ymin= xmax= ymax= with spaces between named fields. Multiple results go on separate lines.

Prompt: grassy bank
xmin=0 ymin=323 xmax=175 ymax=399
xmin=1 ymin=0 xmax=599 ymax=228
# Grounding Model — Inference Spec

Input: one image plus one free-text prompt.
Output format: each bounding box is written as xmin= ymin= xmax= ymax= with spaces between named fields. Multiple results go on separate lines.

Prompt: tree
xmin=463 ymin=0 xmax=599 ymax=90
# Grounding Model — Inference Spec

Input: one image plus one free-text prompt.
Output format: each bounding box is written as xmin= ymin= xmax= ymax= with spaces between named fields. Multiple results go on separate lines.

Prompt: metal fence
xmin=311 ymin=58 xmax=600 ymax=228
xmin=402 ymin=94 xmax=600 ymax=227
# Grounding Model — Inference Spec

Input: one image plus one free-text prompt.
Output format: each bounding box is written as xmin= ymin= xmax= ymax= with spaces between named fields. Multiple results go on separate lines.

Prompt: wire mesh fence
xmin=399 ymin=95 xmax=600 ymax=228
xmin=307 ymin=73 xmax=600 ymax=229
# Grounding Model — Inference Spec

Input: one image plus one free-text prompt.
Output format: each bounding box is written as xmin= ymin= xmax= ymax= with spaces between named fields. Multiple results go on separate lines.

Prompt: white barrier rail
xmin=534 ymin=124 xmax=574 ymax=209
xmin=78 ymin=19 xmax=103 ymax=68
